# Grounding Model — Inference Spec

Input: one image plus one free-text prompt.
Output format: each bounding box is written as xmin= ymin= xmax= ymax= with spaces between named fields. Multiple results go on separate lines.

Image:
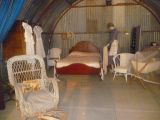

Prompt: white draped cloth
xmin=103 ymin=45 xmax=109 ymax=75
xmin=109 ymin=40 xmax=118 ymax=56
xmin=22 ymin=22 xmax=35 ymax=55
xmin=33 ymin=26 xmax=46 ymax=58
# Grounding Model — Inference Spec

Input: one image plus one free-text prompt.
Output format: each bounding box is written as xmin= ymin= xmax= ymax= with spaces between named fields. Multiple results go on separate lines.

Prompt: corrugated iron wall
xmin=52 ymin=0 xmax=160 ymax=58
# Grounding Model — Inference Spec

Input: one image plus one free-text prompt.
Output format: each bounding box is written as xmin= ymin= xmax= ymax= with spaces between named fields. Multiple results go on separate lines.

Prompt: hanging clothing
xmin=103 ymin=44 xmax=109 ymax=75
xmin=108 ymin=28 xmax=118 ymax=47
xmin=0 ymin=0 xmax=24 ymax=43
xmin=22 ymin=22 xmax=35 ymax=55
xmin=108 ymin=28 xmax=119 ymax=64
xmin=109 ymin=40 xmax=118 ymax=56
xmin=33 ymin=26 xmax=46 ymax=58
xmin=108 ymin=40 xmax=119 ymax=65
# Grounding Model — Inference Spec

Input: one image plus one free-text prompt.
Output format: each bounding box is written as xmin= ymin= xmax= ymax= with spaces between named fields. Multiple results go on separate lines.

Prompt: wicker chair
xmin=47 ymin=48 xmax=62 ymax=67
xmin=113 ymin=53 xmax=135 ymax=83
xmin=7 ymin=55 xmax=59 ymax=119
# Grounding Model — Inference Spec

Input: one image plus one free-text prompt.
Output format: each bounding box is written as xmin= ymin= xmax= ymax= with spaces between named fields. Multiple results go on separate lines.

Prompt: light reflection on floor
xmin=0 ymin=72 xmax=160 ymax=120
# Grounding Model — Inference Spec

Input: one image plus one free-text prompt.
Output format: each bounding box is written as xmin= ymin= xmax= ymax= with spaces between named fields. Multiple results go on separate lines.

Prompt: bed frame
xmin=56 ymin=41 xmax=101 ymax=75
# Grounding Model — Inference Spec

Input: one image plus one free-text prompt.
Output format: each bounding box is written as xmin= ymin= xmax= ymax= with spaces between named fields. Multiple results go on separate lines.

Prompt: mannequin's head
xmin=107 ymin=22 xmax=115 ymax=31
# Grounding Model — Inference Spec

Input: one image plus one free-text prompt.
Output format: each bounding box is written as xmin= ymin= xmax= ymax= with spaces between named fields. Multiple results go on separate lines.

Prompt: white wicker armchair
xmin=47 ymin=48 xmax=62 ymax=67
xmin=113 ymin=53 xmax=135 ymax=83
xmin=7 ymin=55 xmax=59 ymax=119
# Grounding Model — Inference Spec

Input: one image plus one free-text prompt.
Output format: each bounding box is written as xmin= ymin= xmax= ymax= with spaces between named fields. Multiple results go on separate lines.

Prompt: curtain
xmin=0 ymin=0 xmax=24 ymax=43
xmin=0 ymin=0 xmax=24 ymax=110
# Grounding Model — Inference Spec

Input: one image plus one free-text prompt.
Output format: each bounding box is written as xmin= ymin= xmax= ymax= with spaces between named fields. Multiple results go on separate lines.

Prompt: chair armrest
xmin=14 ymin=84 xmax=34 ymax=115
xmin=14 ymin=84 xmax=25 ymax=102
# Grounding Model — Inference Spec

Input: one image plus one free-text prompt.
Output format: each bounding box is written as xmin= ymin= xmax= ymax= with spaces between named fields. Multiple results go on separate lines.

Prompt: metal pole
xmin=0 ymin=43 xmax=5 ymax=110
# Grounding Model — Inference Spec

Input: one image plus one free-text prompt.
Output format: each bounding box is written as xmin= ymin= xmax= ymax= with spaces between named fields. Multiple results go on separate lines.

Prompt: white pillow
xmin=69 ymin=51 xmax=100 ymax=57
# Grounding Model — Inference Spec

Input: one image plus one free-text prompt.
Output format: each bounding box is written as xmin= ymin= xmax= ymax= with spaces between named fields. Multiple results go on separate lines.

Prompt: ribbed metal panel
xmin=141 ymin=32 xmax=160 ymax=49
xmin=53 ymin=0 xmax=160 ymax=58
xmin=17 ymin=0 xmax=160 ymax=32
xmin=18 ymin=0 xmax=33 ymax=20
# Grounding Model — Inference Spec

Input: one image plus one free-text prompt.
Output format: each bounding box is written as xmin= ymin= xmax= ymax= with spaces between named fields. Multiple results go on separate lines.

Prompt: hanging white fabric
xmin=22 ymin=22 xmax=35 ymax=55
xmin=109 ymin=40 xmax=118 ymax=56
xmin=33 ymin=26 xmax=46 ymax=58
xmin=103 ymin=44 xmax=109 ymax=75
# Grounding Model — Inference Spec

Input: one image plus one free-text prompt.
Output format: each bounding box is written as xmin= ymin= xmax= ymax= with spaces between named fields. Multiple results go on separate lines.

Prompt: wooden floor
xmin=0 ymin=72 xmax=160 ymax=120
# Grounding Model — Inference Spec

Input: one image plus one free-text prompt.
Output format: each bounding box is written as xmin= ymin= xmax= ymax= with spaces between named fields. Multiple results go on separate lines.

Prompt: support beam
xmin=73 ymin=3 xmax=139 ymax=8
xmin=36 ymin=0 xmax=57 ymax=23
xmin=66 ymin=0 xmax=77 ymax=5
xmin=53 ymin=30 xmax=160 ymax=35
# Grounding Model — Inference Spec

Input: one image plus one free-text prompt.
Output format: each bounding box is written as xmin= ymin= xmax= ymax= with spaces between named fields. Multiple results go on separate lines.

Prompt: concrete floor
xmin=0 ymin=73 xmax=160 ymax=120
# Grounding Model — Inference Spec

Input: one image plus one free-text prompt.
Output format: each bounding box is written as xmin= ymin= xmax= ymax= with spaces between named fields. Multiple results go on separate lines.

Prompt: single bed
xmin=55 ymin=41 xmax=103 ymax=79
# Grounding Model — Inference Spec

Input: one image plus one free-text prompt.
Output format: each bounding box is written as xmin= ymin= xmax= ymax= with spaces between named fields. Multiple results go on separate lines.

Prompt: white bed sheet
xmin=56 ymin=51 xmax=101 ymax=68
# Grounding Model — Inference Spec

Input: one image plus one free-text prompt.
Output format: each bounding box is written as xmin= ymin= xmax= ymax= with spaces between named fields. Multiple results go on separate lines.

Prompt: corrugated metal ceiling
xmin=18 ymin=0 xmax=160 ymax=32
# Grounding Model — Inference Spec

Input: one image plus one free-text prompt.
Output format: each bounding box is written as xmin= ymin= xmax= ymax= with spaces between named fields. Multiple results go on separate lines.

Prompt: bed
xmin=55 ymin=41 xmax=104 ymax=80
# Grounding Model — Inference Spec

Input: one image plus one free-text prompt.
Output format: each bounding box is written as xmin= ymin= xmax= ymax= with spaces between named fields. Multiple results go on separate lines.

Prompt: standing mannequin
xmin=22 ymin=22 xmax=35 ymax=55
xmin=107 ymin=22 xmax=119 ymax=65
xmin=33 ymin=26 xmax=46 ymax=58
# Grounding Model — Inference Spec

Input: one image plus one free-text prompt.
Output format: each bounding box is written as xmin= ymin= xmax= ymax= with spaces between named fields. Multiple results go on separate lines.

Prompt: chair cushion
xmin=24 ymin=89 xmax=55 ymax=114
xmin=114 ymin=66 xmax=128 ymax=73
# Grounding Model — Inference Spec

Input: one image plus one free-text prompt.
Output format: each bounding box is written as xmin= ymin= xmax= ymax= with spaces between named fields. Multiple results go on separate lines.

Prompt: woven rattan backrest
xmin=49 ymin=48 xmax=62 ymax=59
xmin=120 ymin=53 xmax=135 ymax=68
xmin=7 ymin=55 xmax=46 ymax=86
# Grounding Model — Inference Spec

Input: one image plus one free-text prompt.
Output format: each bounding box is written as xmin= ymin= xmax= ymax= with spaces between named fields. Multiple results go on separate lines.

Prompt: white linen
xmin=69 ymin=51 xmax=100 ymax=57
xmin=103 ymin=45 xmax=109 ymax=75
xmin=132 ymin=60 xmax=160 ymax=74
xmin=33 ymin=26 xmax=46 ymax=58
xmin=22 ymin=22 xmax=35 ymax=55
xmin=132 ymin=47 xmax=160 ymax=73
xmin=56 ymin=52 xmax=101 ymax=68
xmin=109 ymin=40 xmax=118 ymax=56
xmin=24 ymin=89 xmax=55 ymax=114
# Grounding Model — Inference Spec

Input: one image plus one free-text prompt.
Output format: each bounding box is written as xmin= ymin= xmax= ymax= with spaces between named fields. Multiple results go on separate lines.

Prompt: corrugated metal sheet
xmin=141 ymin=32 xmax=160 ymax=49
xmin=18 ymin=0 xmax=160 ymax=33
xmin=145 ymin=0 xmax=160 ymax=22
xmin=41 ymin=0 xmax=71 ymax=32
xmin=53 ymin=1 xmax=160 ymax=58
xmin=18 ymin=0 xmax=33 ymax=20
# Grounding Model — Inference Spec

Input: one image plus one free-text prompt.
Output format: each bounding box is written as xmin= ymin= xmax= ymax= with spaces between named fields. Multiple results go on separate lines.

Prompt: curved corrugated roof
xmin=18 ymin=0 xmax=160 ymax=33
